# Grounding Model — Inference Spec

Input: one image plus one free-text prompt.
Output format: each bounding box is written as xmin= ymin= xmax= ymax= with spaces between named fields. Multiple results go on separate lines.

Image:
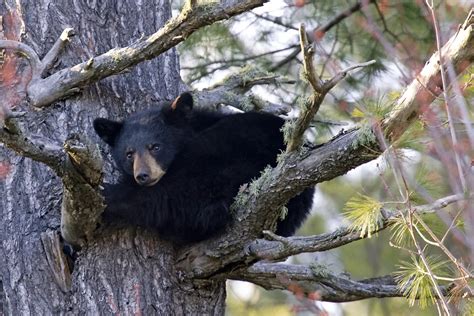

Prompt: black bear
xmin=93 ymin=92 xmax=314 ymax=243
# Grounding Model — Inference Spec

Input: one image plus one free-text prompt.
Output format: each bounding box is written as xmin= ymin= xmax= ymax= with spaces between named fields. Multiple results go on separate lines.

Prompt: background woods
xmin=0 ymin=0 xmax=473 ymax=315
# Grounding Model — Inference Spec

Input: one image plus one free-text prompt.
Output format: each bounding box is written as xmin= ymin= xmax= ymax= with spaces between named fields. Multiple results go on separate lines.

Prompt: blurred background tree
xmin=172 ymin=0 xmax=473 ymax=315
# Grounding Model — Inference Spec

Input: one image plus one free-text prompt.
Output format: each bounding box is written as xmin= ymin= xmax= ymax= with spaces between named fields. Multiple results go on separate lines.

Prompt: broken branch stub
xmin=61 ymin=134 xmax=105 ymax=247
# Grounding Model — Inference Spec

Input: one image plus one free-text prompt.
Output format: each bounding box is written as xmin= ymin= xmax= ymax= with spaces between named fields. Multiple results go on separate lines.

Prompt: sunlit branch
xmin=0 ymin=0 xmax=268 ymax=108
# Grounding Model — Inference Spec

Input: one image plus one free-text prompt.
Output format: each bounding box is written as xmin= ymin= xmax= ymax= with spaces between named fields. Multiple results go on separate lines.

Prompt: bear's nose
xmin=135 ymin=173 xmax=150 ymax=185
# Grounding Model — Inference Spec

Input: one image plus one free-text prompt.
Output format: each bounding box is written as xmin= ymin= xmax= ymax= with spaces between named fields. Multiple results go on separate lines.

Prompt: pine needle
xmin=395 ymin=255 xmax=449 ymax=308
xmin=343 ymin=193 xmax=384 ymax=238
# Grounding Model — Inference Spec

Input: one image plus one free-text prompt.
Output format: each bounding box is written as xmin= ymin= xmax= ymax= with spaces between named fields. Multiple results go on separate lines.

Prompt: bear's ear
xmin=170 ymin=92 xmax=193 ymax=115
xmin=93 ymin=118 xmax=123 ymax=146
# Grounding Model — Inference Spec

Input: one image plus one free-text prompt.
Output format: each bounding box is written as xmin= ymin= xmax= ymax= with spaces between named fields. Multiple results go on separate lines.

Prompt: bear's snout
xmin=133 ymin=151 xmax=166 ymax=186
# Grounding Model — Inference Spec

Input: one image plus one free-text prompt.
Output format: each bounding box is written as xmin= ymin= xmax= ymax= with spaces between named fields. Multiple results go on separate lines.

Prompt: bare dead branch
xmin=229 ymin=263 xmax=457 ymax=302
xmin=40 ymin=28 xmax=75 ymax=77
xmin=0 ymin=39 xmax=42 ymax=77
xmin=323 ymin=60 xmax=376 ymax=90
xmin=271 ymin=0 xmax=373 ymax=71
xmin=382 ymin=9 xmax=474 ymax=142
xmin=299 ymin=24 xmax=322 ymax=92
xmin=250 ymin=12 xmax=298 ymax=31
xmin=285 ymin=25 xmax=373 ymax=152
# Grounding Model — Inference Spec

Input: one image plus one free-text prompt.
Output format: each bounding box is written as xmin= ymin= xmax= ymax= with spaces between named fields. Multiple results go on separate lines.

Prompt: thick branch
xmin=0 ymin=115 xmax=64 ymax=174
xmin=229 ymin=263 xmax=455 ymax=302
xmin=61 ymin=134 xmax=104 ymax=247
xmin=194 ymin=67 xmax=293 ymax=114
xmin=382 ymin=9 xmax=474 ymax=141
xmin=0 ymin=113 xmax=104 ymax=246
xmin=19 ymin=0 xmax=268 ymax=108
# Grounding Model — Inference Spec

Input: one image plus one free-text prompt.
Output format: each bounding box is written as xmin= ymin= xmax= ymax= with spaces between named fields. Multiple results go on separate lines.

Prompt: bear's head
xmin=93 ymin=92 xmax=194 ymax=186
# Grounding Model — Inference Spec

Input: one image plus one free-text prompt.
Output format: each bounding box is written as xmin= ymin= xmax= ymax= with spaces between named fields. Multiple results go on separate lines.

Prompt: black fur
xmin=94 ymin=92 xmax=314 ymax=243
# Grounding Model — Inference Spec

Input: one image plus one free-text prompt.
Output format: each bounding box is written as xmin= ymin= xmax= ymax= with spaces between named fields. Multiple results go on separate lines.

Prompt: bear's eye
xmin=126 ymin=150 xmax=134 ymax=159
xmin=150 ymin=144 xmax=160 ymax=152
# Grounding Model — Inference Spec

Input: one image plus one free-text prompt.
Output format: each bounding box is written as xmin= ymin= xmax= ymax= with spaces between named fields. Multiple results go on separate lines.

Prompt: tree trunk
xmin=0 ymin=1 xmax=225 ymax=314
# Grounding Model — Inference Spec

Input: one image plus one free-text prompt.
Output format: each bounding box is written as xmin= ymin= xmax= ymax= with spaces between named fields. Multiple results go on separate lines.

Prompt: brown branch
xmin=0 ymin=39 xmax=42 ymax=77
xmin=0 ymin=112 xmax=104 ymax=247
xmin=382 ymin=9 xmax=474 ymax=142
xmin=229 ymin=263 xmax=459 ymax=302
xmin=285 ymin=24 xmax=374 ymax=152
xmin=193 ymin=67 xmax=293 ymax=115
xmin=246 ymin=194 xmax=470 ymax=262
xmin=323 ymin=60 xmax=376 ymax=90
xmin=40 ymin=28 xmax=75 ymax=77
xmin=60 ymin=134 xmax=104 ymax=247
xmin=0 ymin=115 xmax=64 ymax=173
xmin=4 ymin=0 xmax=267 ymax=108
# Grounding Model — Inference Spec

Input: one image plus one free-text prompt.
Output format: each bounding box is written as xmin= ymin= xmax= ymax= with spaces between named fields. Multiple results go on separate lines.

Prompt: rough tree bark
xmin=0 ymin=1 xmax=225 ymax=314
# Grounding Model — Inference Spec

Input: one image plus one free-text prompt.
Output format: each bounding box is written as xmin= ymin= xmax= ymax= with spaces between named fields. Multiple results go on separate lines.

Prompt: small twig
xmin=299 ymin=24 xmax=322 ymax=91
xmin=251 ymin=12 xmax=298 ymax=31
xmin=270 ymin=0 xmax=373 ymax=71
xmin=323 ymin=60 xmax=376 ymax=90
xmin=285 ymin=27 xmax=374 ymax=153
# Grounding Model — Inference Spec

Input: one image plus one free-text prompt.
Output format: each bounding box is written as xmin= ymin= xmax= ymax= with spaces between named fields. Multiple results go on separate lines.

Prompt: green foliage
xmin=409 ymin=164 xmax=444 ymax=205
xmin=351 ymin=95 xmax=393 ymax=120
xmin=390 ymin=215 xmax=412 ymax=247
xmin=395 ymin=255 xmax=449 ymax=309
xmin=343 ymin=193 xmax=384 ymax=238
xmin=179 ymin=23 xmax=245 ymax=82
xmin=394 ymin=121 xmax=426 ymax=152
xmin=463 ymin=299 xmax=474 ymax=316
xmin=390 ymin=212 xmax=447 ymax=248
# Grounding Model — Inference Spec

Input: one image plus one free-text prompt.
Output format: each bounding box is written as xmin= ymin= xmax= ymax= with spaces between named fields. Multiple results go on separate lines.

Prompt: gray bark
xmin=0 ymin=1 xmax=225 ymax=314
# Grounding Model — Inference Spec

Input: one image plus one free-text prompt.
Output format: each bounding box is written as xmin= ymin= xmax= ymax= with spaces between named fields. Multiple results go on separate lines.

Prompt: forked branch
xmin=0 ymin=1 xmax=269 ymax=108
xmin=285 ymin=24 xmax=374 ymax=152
